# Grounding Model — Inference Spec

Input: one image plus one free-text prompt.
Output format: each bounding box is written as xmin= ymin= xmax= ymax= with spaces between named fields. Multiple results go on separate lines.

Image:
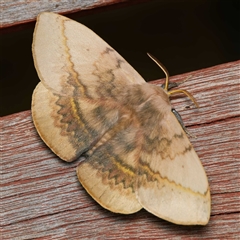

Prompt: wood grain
xmin=1 ymin=61 xmax=240 ymax=239
xmin=0 ymin=0 xmax=129 ymax=28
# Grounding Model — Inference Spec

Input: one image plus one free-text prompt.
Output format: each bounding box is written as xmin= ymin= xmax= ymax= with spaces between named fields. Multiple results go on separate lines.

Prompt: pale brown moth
xmin=31 ymin=12 xmax=211 ymax=225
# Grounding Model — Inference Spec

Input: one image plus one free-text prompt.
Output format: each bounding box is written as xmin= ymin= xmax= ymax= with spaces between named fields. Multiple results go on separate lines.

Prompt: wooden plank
xmin=0 ymin=0 xmax=129 ymax=28
xmin=1 ymin=61 xmax=240 ymax=239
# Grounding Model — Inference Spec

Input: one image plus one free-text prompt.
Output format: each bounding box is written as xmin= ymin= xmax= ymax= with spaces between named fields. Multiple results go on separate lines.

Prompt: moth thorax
xmin=140 ymin=83 xmax=171 ymax=109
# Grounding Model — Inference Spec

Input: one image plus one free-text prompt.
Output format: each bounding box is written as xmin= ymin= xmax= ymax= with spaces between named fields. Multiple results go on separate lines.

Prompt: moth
xmin=31 ymin=12 xmax=211 ymax=225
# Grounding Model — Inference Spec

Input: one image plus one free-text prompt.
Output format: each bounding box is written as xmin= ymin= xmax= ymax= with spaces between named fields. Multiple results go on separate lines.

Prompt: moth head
xmin=147 ymin=53 xmax=199 ymax=108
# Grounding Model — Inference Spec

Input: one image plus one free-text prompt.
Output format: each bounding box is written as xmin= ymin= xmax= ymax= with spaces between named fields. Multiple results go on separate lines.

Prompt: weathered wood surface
xmin=1 ymin=61 xmax=240 ymax=239
xmin=0 ymin=0 xmax=130 ymax=28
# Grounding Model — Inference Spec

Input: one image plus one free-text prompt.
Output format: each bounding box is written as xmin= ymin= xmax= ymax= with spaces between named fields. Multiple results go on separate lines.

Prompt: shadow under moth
xmin=31 ymin=12 xmax=211 ymax=225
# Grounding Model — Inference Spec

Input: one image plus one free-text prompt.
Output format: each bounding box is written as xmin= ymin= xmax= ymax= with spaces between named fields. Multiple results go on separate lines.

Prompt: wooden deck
xmin=1 ymin=61 xmax=239 ymax=239
xmin=1 ymin=0 xmax=133 ymax=28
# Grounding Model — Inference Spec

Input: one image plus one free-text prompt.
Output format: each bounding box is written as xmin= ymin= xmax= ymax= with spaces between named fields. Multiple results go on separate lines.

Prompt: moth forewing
xmin=137 ymin=109 xmax=210 ymax=225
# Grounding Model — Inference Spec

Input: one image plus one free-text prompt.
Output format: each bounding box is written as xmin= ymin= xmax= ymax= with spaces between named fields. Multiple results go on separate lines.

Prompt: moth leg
xmin=176 ymin=75 xmax=192 ymax=86
xmin=161 ymin=75 xmax=192 ymax=90
xmin=171 ymin=108 xmax=195 ymax=138
xmin=161 ymin=81 xmax=178 ymax=90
